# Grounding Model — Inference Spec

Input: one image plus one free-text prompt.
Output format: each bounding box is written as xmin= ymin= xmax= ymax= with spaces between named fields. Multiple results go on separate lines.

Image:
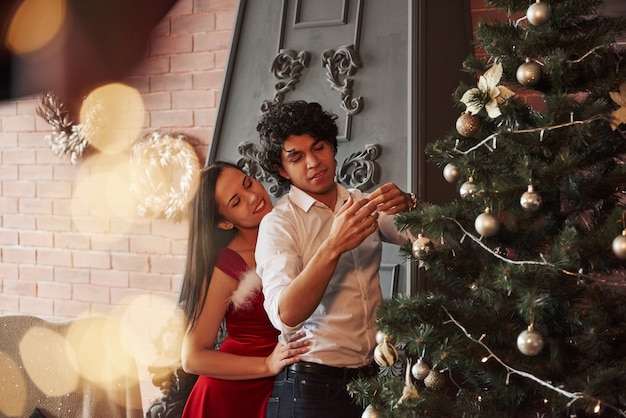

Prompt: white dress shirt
xmin=256 ymin=184 xmax=410 ymax=368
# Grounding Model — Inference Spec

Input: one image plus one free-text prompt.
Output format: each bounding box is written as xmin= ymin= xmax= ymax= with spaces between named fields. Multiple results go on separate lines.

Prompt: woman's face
xmin=214 ymin=167 xmax=272 ymax=230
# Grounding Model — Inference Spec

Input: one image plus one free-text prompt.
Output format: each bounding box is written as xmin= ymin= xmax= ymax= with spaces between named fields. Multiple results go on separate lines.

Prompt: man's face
xmin=278 ymin=133 xmax=337 ymax=197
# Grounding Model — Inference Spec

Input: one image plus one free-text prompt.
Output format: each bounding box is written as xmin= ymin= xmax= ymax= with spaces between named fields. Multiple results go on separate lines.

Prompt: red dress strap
xmin=215 ymin=247 xmax=247 ymax=280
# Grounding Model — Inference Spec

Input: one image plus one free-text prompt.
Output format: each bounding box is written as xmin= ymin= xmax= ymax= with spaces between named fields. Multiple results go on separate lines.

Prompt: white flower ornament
xmin=461 ymin=61 xmax=514 ymax=119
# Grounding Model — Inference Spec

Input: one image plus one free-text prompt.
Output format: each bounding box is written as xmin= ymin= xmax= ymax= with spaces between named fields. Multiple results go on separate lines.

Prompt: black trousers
xmin=265 ymin=361 xmax=377 ymax=418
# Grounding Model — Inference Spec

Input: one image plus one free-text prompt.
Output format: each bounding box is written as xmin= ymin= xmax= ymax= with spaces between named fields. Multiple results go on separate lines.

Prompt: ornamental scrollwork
xmin=236 ymin=142 xmax=381 ymax=196
xmin=322 ymin=44 xmax=363 ymax=115
xmin=236 ymin=141 xmax=289 ymax=197
xmin=261 ymin=49 xmax=311 ymax=112
xmin=338 ymin=143 xmax=381 ymax=190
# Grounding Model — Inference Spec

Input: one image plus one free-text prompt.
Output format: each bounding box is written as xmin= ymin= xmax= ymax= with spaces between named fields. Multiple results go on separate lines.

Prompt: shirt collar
xmin=288 ymin=184 xmax=349 ymax=212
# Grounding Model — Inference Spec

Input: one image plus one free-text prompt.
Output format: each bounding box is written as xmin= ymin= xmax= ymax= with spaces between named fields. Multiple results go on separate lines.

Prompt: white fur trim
xmin=229 ymin=270 xmax=262 ymax=311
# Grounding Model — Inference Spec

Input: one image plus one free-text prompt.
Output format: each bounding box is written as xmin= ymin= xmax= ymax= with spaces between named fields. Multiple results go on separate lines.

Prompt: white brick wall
xmin=0 ymin=0 xmax=238 ymax=410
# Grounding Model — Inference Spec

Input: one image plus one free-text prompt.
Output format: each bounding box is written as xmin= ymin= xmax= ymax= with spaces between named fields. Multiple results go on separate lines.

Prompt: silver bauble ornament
xmin=412 ymin=234 xmax=433 ymax=259
xmin=459 ymin=178 xmax=478 ymax=200
xmin=375 ymin=330 xmax=395 ymax=345
xmin=443 ymin=163 xmax=459 ymax=183
xmin=527 ymin=1 xmax=551 ymax=26
xmin=516 ymin=59 xmax=542 ymax=87
xmin=411 ymin=358 xmax=431 ymax=380
xmin=612 ymin=231 xmax=626 ymax=259
xmin=456 ymin=111 xmax=480 ymax=137
xmin=520 ymin=185 xmax=543 ymax=211
xmin=374 ymin=340 xmax=398 ymax=367
xmin=362 ymin=405 xmax=381 ymax=418
xmin=517 ymin=327 xmax=544 ymax=356
xmin=474 ymin=209 xmax=500 ymax=237
xmin=423 ymin=369 xmax=445 ymax=390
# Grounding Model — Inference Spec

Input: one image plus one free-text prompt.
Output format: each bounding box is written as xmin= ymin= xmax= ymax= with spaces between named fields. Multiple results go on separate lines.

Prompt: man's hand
xmin=368 ymin=182 xmax=414 ymax=215
xmin=326 ymin=195 xmax=380 ymax=254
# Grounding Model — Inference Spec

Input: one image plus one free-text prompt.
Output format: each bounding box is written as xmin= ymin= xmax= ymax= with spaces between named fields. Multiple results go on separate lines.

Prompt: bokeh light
xmin=111 ymin=294 xmax=182 ymax=369
xmin=20 ymin=326 xmax=80 ymax=397
xmin=80 ymin=83 xmax=145 ymax=154
xmin=0 ymin=315 xmax=139 ymax=417
xmin=71 ymin=153 xmax=139 ymax=240
xmin=65 ymin=316 xmax=137 ymax=387
xmin=0 ymin=353 xmax=27 ymax=417
xmin=5 ymin=0 xmax=67 ymax=55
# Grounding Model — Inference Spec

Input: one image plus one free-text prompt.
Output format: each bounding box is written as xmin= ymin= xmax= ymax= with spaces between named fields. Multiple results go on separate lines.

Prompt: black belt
xmin=288 ymin=361 xmax=378 ymax=380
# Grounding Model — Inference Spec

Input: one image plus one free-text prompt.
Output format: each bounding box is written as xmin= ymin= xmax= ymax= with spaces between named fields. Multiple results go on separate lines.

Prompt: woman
xmin=179 ymin=161 xmax=309 ymax=418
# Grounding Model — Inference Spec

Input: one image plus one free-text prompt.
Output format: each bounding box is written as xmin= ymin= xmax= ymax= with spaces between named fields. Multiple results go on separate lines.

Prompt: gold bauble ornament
xmin=516 ymin=59 xmax=542 ymax=87
xmin=374 ymin=339 xmax=398 ymax=367
xmin=527 ymin=1 xmax=551 ymax=26
xmin=456 ymin=111 xmax=481 ymax=137
xmin=423 ymin=369 xmax=445 ymax=390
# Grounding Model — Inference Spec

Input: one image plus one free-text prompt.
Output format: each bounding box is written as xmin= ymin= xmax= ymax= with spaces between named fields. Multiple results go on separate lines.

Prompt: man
xmin=255 ymin=100 xmax=418 ymax=418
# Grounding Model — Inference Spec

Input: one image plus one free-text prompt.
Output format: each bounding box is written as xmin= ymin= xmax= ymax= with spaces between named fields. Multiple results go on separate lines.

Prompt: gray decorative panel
xmin=277 ymin=0 xmax=364 ymax=142
xmin=338 ymin=143 xmax=380 ymax=190
xmin=322 ymin=44 xmax=363 ymax=115
xmin=293 ymin=0 xmax=348 ymax=27
xmin=209 ymin=0 xmax=474 ymax=296
xmin=262 ymin=49 xmax=311 ymax=110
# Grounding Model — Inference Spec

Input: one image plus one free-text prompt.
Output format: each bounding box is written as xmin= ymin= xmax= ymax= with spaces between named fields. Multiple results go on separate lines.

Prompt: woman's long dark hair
xmin=178 ymin=161 xmax=240 ymax=332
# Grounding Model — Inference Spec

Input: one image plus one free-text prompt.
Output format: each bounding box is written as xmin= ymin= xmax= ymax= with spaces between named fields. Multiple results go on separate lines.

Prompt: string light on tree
xmin=516 ymin=58 xmax=542 ymax=87
xmin=474 ymin=207 xmax=500 ymax=237
xmin=443 ymin=163 xmax=459 ymax=183
xmin=493 ymin=246 xmax=509 ymax=258
xmin=526 ymin=0 xmax=551 ymax=26
xmin=456 ymin=111 xmax=481 ymax=137
xmin=520 ymin=184 xmax=543 ymax=211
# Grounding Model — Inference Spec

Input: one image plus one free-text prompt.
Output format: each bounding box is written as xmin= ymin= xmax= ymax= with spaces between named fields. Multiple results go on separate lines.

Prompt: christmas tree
xmin=350 ymin=1 xmax=626 ymax=417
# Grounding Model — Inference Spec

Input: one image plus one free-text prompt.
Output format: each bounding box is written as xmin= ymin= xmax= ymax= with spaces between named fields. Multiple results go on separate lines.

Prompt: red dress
xmin=182 ymin=248 xmax=280 ymax=418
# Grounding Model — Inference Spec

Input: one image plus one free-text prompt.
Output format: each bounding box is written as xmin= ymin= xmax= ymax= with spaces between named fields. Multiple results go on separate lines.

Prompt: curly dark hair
xmin=256 ymin=100 xmax=338 ymax=188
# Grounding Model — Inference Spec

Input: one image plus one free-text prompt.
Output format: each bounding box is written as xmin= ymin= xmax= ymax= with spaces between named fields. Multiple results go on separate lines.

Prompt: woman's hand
xmin=265 ymin=331 xmax=310 ymax=375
